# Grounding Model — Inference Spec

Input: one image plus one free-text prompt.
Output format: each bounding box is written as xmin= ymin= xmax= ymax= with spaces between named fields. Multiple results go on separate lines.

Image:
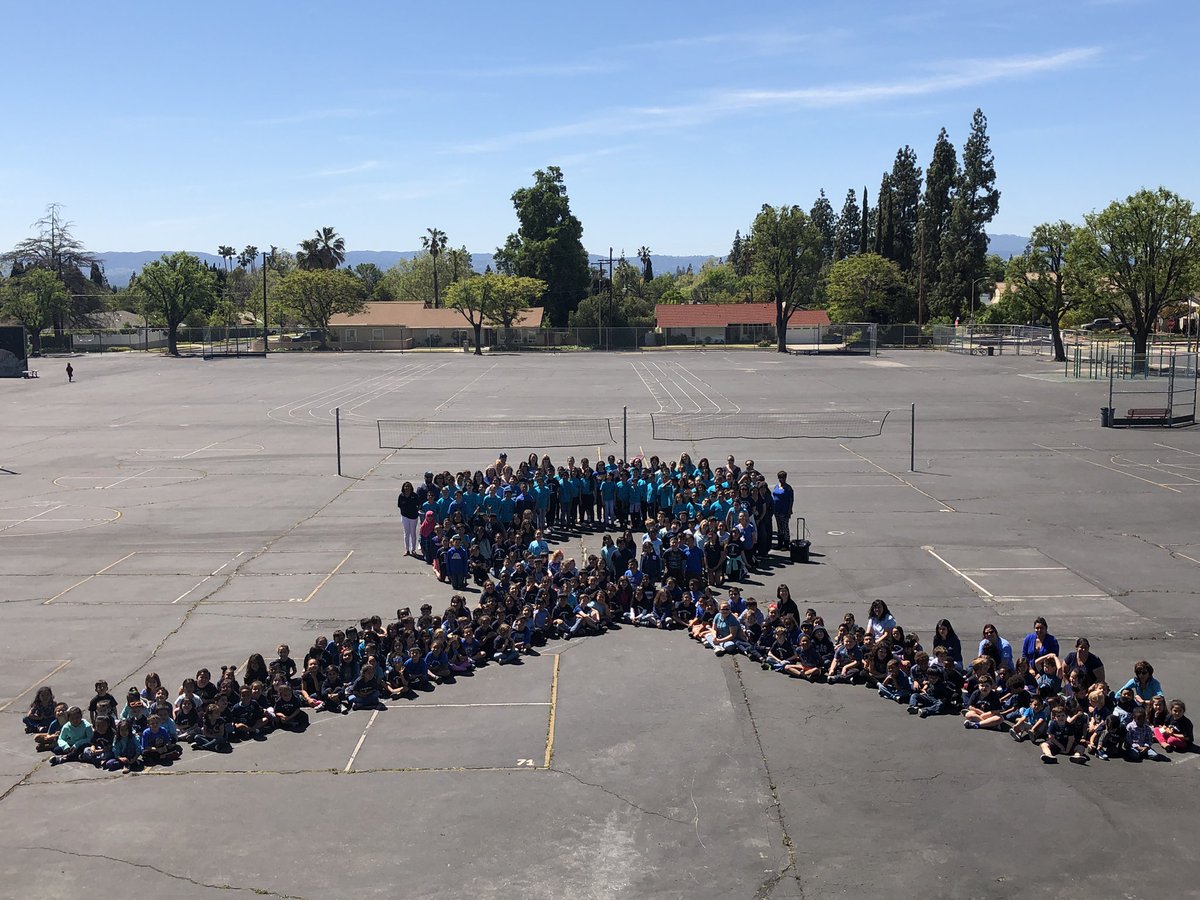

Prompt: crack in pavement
xmin=546 ymin=766 xmax=693 ymax=826
xmin=16 ymin=845 xmax=308 ymax=898
xmin=730 ymin=657 xmax=805 ymax=900
xmin=113 ymin=449 xmax=397 ymax=688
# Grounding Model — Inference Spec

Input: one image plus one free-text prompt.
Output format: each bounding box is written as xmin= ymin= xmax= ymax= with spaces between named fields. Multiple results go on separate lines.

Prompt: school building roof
xmin=655 ymin=303 xmax=831 ymax=328
xmin=329 ymin=301 xmax=544 ymax=329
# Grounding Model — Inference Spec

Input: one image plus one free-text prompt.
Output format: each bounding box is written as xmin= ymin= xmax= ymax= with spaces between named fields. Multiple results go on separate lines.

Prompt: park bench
xmin=1126 ymin=407 xmax=1168 ymax=420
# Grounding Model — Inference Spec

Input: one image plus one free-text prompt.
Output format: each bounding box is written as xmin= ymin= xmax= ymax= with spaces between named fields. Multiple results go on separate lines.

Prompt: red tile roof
xmin=655 ymin=303 xmax=830 ymax=328
xmin=330 ymin=301 xmax=543 ymax=328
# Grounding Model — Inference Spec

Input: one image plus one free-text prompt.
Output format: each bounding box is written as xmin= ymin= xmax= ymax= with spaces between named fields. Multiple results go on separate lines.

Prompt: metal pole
xmin=262 ymin=251 xmax=269 ymax=354
xmin=910 ymin=403 xmax=916 ymax=472
xmin=622 ymin=405 xmax=627 ymax=462
xmin=335 ymin=407 xmax=343 ymax=476
xmin=608 ymin=247 xmax=613 ymax=353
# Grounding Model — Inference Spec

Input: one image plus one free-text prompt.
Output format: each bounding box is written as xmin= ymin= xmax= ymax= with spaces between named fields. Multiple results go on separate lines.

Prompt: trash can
xmin=987 ymin=346 xmax=994 ymax=356
xmin=789 ymin=516 xmax=810 ymax=564
xmin=1100 ymin=407 xmax=1114 ymax=427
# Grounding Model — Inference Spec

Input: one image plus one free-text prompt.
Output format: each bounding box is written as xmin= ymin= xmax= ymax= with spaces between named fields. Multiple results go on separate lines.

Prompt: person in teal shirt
xmin=50 ymin=707 xmax=93 ymax=766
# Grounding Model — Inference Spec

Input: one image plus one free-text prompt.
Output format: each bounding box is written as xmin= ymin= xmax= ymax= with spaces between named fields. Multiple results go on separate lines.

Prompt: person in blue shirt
xmin=771 ymin=471 xmax=795 ymax=550
xmin=600 ymin=472 xmax=619 ymax=527
xmin=434 ymin=486 xmax=454 ymax=523
xmin=443 ymin=537 xmax=470 ymax=590
xmin=532 ymin=476 xmax=551 ymax=531
xmin=498 ymin=488 xmax=517 ymax=526
xmin=705 ymin=601 xmax=742 ymax=656
xmin=528 ymin=530 xmax=550 ymax=558
xmin=402 ymin=646 xmax=432 ymax=690
xmin=558 ymin=469 xmax=578 ymax=527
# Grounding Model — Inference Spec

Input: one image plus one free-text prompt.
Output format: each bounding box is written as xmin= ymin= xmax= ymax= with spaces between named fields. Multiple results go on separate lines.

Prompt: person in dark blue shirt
xmin=771 ymin=471 xmax=795 ymax=550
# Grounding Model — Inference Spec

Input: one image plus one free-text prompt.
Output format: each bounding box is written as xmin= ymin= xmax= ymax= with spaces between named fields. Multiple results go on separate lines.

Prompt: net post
xmin=336 ymin=407 xmax=343 ymax=476
xmin=622 ymin=406 xmax=627 ymax=462
xmin=910 ymin=403 xmax=916 ymax=472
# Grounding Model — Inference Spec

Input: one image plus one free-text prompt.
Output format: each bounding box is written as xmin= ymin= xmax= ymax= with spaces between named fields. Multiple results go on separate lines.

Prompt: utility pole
xmin=608 ymin=246 xmax=614 ymax=352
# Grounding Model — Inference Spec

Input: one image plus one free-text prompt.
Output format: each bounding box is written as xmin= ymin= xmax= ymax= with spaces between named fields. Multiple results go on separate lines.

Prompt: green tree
xmin=296 ymin=226 xmax=346 ymax=270
xmin=378 ymin=250 xmax=476 ymax=305
xmin=445 ymin=273 xmax=545 ymax=355
xmin=935 ymin=109 xmax=1000 ymax=321
xmin=217 ymin=245 xmax=235 ymax=271
xmin=1072 ymin=188 xmax=1200 ymax=365
xmin=422 ymin=227 xmax=448 ymax=307
xmin=749 ymin=204 xmax=825 ymax=353
xmin=351 ymin=262 xmax=385 ymax=298
xmin=274 ymin=269 xmax=366 ymax=350
xmin=810 ymin=190 xmax=837 ymax=262
xmin=833 ymin=189 xmax=860 ymax=261
xmin=237 ymin=246 xmax=259 ymax=269
xmin=637 ymin=246 xmax=654 ymax=282
xmin=133 ymin=252 xmax=217 ymax=356
xmin=874 ymin=174 xmax=894 ymax=259
xmin=0 ymin=269 xmax=70 ymax=355
xmin=493 ymin=166 xmax=591 ymax=326
xmin=3 ymin=204 xmax=104 ymax=332
xmin=826 ymin=253 xmax=908 ymax=324
xmin=915 ymin=127 xmax=958 ymax=323
xmin=889 ymin=146 xmax=922 ymax=271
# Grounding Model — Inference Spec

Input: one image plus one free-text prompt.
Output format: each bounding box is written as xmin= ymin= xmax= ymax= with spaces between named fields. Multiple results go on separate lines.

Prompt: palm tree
xmin=297 ymin=227 xmax=346 ymax=270
xmin=637 ymin=246 xmax=653 ymax=283
xmin=217 ymin=245 xmax=235 ymax=272
xmin=238 ymin=245 xmax=259 ymax=269
xmin=422 ymin=227 xmax=448 ymax=307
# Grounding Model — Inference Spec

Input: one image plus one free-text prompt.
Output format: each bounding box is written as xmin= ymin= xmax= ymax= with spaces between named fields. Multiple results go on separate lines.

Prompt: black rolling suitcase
xmin=789 ymin=516 xmax=810 ymax=564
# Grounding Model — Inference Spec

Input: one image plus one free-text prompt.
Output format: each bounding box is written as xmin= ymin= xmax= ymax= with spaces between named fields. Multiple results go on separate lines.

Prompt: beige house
xmin=328 ymin=302 xmax=544 ymax=350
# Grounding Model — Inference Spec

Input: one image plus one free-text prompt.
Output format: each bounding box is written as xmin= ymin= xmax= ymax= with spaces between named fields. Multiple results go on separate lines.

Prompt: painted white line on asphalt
xmin=345 ymin=709 xmax=380 ymax=773
xmin=923 ymin=546 xmax=994 ymax=598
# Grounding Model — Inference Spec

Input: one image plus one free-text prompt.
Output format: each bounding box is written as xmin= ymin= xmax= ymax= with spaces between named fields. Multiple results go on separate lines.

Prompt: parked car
xmin=1081 ymin=318 xmax=1118 ymax=332
xmin=291 ymin=330 xmax=327 ymax=343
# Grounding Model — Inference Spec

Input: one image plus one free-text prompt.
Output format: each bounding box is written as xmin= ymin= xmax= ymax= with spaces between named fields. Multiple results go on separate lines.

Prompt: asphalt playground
xmin=1 ymin=347 xmax=1198 ymax=899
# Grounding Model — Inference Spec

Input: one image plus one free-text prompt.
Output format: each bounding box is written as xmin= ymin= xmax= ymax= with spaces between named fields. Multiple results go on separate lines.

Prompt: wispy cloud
xmin=441 ymin=60 xmax=621 ymax=78
xmin=714 ymin=47 xmax=1100 ymax=108
xmin=635 ymin=29 xmax=842 ymax=56
xmin=259 ymin=107 xmax=388 ymax=126
xmin=307 ymin=160 xmax=383 ymax=178
xmin=450 ymin=47 xmax=1100 ymax=154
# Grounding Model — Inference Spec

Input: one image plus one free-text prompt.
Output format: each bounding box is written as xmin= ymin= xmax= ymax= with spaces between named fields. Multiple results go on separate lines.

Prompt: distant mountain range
xmin=92 ymin=235 xmax=1027 ymax=288
xmin=93 ymin=250 xmax=720 ymax=288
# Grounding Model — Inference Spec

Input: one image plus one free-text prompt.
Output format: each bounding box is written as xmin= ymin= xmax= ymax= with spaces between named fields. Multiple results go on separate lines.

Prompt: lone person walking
xmin=66 ymin=363 xmax=74 ymax=383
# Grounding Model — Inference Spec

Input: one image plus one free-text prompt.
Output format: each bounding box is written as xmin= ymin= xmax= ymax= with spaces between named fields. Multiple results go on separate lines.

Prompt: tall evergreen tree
xmin=936 ymin=109 xmax=1000 ymax=321
xmin=833 ymin=189 xmax=861 ymax=261
xmin=916 ymin=128 xmax=958 ymax=322
xmin=810 ymin=190 xmax=837 ymax=262
xmin=494 ymin=166 xmax=591 ymax=326
xmin=889 ymin=146 xmax=922 ymax=271
xmin=859 ymin=186 xmax=870 ymax=255
xmin=874 ymin=174 xmax=894 ymax=259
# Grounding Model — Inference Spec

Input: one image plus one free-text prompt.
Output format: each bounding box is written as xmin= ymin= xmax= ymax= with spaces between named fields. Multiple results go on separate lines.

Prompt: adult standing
xmin=396 ymin=482 xmax=420 ymax=556
xmin=65 ymin=363 xmax=74 ymax=383
xmin=414 ymin=471 xmax=436 ymax=506
xmin=771 ymin=471 xmax=794 ymax=551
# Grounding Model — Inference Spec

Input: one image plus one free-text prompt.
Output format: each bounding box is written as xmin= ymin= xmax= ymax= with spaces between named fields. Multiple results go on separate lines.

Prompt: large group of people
xmin=23 ymin=450 xmax=1192 ymax=772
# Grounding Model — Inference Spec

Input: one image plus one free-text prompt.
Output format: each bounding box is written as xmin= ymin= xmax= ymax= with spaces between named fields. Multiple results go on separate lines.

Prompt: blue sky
xmin=1 ymin=0 xmax=1194 ymax=257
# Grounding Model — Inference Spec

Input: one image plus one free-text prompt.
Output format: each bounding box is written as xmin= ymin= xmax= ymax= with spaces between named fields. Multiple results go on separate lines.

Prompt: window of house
xmin=345 ymin=328 xmax=357 ymax=342
xmin=372 ymin=328 xmax=384 ymax=341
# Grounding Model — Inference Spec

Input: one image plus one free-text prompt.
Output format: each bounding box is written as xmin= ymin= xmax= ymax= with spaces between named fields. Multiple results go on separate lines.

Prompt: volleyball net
xmin=650 ymin=410 xmax=891 ymax=441
xmin=377 ymin=417 xmax=616 ymax=450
